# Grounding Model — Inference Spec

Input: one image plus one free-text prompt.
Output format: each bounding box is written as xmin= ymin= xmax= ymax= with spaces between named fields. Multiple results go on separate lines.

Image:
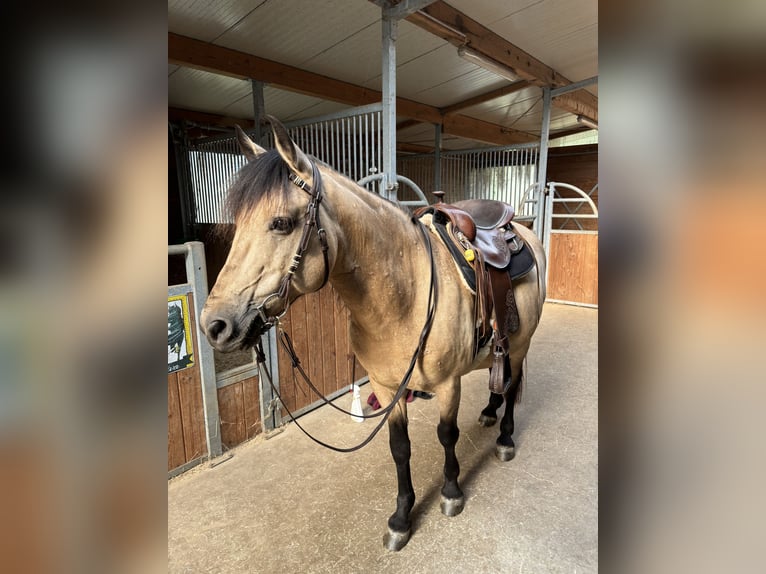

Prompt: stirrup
xmin=489 ymin=349 xmax=511 ymax=394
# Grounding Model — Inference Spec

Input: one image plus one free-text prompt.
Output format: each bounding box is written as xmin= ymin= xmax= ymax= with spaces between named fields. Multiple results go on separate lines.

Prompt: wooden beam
xmin=549 ymin=125 xmax=593 ymax=140
xmin=169 ymin=107 xmax=254 ymax=129
xmin=443 ymin=114 xmax=534 ymax=146
xmin=405 ymin=1 xmax=597 ymax=121
xmin=396 ymin=118 xmax=423 ymax=131
xmin=552 ymin=91 xmax=599 ymax=123
xmin=440 ymin=81 xmax=530 ymax=115
xmin=397 ymin=142 xmax=434 ymax=154
xmin=169 ymin=33 xmax=536 ymax=146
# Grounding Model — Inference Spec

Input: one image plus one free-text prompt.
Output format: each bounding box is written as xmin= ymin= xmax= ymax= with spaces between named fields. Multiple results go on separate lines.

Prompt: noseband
xmin=253 ymin=160 xmax=330 ymax=326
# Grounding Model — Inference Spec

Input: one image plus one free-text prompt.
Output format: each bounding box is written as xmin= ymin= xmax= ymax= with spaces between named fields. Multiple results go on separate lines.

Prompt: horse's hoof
xmin=383 ymin=528 xmax=411 ymax=551
xmin=495 ymin=444 xmax=516 ymax=461
xmin=478 ymin=414 xmax=497 ymax=427
xmin=440 ymin=495 xmax=465 ymax=517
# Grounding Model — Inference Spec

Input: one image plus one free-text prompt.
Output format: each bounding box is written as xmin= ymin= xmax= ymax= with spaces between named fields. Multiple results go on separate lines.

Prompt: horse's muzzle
xmin=201 ymin=311 xmax=272 ymax=352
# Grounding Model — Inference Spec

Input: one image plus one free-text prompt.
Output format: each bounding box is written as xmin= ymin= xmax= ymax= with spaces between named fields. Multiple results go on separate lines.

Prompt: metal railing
xmin=168 ymin=241 xmax=222 ymax=475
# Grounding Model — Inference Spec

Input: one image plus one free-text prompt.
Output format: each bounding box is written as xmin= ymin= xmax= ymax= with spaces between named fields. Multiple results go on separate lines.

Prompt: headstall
xmin=251 ymin=160 xmax=330 ymax=327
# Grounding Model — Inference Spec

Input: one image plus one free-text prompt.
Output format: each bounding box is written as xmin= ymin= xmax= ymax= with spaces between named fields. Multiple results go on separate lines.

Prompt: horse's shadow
xmin=408 ymin=398 xmax=539 ymax=533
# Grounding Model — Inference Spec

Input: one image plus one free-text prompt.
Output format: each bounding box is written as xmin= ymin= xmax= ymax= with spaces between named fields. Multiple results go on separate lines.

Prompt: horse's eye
xmin=269 ymin=217 xmax=294 ymax=234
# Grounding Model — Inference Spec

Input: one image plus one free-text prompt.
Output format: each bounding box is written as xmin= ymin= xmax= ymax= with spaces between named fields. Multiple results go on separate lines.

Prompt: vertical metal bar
xmin=185 ymin=241 xmax=222 ymax=458
xmin=363 ymin=114 xmax=368 ymax=179
xmin=351 ymin=116 xmax=357 ymax=181
xmin=381 ymin=14 xmax=398 ymax=201
xmin=251 ymin=80 xmax=265 ymax=145
xmin=258 ymin=327 xmax=281 ymax=432
xmin=537 ymin=86 xmax=552 ymax=239
xmin=434 ymin=123 xmax=442 ymax=193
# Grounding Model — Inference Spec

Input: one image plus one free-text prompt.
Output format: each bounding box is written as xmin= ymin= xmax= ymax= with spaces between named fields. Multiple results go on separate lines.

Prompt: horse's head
xmin=200 ymin=118 xmax=338 ymax=352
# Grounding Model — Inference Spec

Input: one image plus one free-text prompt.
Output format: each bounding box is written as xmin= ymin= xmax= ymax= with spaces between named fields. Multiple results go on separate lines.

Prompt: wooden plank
xmin=167 ymin=372 xmax=187 ymax=471
xmin=177 ymin=365 xmax=207 ymax=461
xmin=547 ymin=233 xmax=599 ymax=305
xmin=219 ymin=382 xmax=247 ymax=448
xmin=319 ymin=287 xmax=341 ymax=394
xmin=334 ymin=295 xmax=352 ymax=387
xmin=286 ymin=296 xmax=312 ymax=411
xmin=242 ymin=375 xmax=261 ymax=439
xmin=276 ymin=305 xmax=297 ymax=417
xmin=305 ymin=291 xmax=325 ymax=403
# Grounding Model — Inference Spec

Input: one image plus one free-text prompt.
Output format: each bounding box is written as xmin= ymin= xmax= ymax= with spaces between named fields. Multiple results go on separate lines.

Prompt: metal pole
xmin=381 ymin=14 xmax=398 ymax=201
xmin=185 ymin=241 xmax=223 ymax=459
xmin=434 ymin=123 xmax=442 ymax=193
xmin=251 ymin=80 xmax=265 ymax=145
xmin=536 ymin=86 xmax=552 ymax=238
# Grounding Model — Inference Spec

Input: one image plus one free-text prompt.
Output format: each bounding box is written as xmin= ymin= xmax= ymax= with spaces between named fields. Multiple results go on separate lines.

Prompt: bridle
xmin=251 ymin=160 xmax=330 ymax=327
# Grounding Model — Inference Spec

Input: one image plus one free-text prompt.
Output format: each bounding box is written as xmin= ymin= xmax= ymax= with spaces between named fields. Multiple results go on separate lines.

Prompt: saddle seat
xmin=453 ymin=199 xmax=515 ymax=230
xmin=453 ymin=199 xmax=517 ymax=268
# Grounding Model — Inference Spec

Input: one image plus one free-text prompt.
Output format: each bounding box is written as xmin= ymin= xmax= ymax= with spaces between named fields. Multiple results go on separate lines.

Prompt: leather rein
xmin=253 ymin=159 xmax=438 ymax=453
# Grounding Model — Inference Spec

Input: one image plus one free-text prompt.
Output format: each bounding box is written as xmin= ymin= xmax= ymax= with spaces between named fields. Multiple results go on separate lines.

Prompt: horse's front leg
xmin=435 ymin=378 xmax=464 ymax=516
xmin=375 ymin=384 xmax=415 ymax=551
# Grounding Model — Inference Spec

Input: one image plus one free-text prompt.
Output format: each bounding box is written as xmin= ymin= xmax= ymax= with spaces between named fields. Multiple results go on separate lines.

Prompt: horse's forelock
xmin=225 ymin=150 xmax=293 ymax=221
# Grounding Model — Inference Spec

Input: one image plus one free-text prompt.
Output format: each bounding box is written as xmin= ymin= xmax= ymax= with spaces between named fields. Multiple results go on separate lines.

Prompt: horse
xmin=200 ymin=117 xmax=547 ymax=551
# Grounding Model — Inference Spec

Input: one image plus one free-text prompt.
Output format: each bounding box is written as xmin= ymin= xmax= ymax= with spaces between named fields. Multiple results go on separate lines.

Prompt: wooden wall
xmin=547 ymin=232 xmax=598 ymax=305
xmin=547 ymin=144 xmax=598 ymax=231
xmin=168 ymin=293 xmax=208 ymax=470
xmin=217 ymin=376 xmax=261 ymax=450
xmin=275 ymin=285 xmax=367 ymax=417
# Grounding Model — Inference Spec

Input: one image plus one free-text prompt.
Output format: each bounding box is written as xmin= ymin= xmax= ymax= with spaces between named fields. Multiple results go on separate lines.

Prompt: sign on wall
xmin=168 ymin=295 xmax=194 ymax=373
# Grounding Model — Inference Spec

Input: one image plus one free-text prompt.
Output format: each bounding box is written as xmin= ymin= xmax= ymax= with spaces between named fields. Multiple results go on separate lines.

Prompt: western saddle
xmin=415 ymin=191 xmax=534 ymax=394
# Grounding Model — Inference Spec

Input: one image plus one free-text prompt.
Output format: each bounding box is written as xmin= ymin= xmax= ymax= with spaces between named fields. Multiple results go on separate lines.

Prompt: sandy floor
xmin=169 ymin=303 xmax=597 ymax=573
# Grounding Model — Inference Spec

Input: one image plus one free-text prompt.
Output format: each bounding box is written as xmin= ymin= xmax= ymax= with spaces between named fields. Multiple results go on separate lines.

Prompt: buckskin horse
xmin=200 ymin=117 xmax=546 ymax=551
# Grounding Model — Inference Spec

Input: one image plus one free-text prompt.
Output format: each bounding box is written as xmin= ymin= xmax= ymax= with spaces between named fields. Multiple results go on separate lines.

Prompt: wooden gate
xmin=543 ymin=182 xmax=599 ymax=306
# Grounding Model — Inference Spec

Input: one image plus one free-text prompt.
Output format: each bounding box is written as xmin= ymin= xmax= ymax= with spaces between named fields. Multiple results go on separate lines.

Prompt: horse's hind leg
xmin=435 ymin=378 xmax=464 ymax=517
xmin=496 ymin=355 xmax=525 ymax=461
xmin=376 ymin=385 xmax=415 ymax=551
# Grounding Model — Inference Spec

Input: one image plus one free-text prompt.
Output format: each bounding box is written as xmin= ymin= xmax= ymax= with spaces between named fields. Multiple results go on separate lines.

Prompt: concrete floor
xmin=168 ymin=303 xmax=597 ymax=573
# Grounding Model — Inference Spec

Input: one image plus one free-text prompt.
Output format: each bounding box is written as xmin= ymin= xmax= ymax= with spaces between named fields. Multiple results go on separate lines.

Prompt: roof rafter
xmin=440 ymin=81 xmax=531 ymax=116
xmin=168 ymin=32 xmax=536 ymax=146
xmin=404 ymin=1 xmax=597 ymax=122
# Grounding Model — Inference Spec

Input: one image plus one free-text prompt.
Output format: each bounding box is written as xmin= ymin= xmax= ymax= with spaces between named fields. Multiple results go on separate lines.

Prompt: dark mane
xmin=224 ymin=149 xmax=293 ymax=222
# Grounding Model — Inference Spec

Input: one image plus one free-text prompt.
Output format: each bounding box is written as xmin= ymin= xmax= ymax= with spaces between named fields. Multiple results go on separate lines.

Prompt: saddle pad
xmin=426 ymin=218 xmax=536 ymax=292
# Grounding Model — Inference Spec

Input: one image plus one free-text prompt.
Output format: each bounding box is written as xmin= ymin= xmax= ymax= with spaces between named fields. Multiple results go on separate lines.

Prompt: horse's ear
xmin=267 ymin=115 xmax=312 ymax=180
xmin=235 ymin=125 xmax=267 ymax=161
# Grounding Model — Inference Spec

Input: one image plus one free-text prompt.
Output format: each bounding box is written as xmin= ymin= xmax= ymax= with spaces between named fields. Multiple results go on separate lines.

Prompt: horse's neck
xmin=324 ymin=175 xmax=423 ymax=331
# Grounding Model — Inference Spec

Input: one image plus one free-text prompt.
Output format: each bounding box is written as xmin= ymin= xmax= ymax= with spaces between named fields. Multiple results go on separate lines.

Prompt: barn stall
xmin=168 ymin=0 xmax=597 ymax=571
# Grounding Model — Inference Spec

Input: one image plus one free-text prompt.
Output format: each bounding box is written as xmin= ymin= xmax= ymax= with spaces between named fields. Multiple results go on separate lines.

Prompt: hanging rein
xmin=253 ymin=159 xmax=438 ymax=453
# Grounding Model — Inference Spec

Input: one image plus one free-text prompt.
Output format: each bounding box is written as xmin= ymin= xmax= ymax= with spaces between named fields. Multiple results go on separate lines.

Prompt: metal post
xmin=434 ymin=123 xmax=442 ymax=193
xmin=381 ymin=14 xmax=398 ymax=201
xmin=258 ymin=328 xmax=282 ymax=432
xmin=185 ymin=241 xmax=223 ymax=458
xmin=536 ymin=86 xmax=552 ymax=238
xmin=251 ymin=80 xmax=265 ymax=145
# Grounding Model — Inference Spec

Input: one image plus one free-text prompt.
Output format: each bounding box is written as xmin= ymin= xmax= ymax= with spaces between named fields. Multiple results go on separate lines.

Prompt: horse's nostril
xmin=207 ymin=319 xmax=229 ymax=342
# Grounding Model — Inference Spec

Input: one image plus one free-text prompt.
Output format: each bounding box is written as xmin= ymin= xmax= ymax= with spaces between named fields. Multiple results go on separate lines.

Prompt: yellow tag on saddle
xmin=463 ymin=249 xmax=475 ymax=262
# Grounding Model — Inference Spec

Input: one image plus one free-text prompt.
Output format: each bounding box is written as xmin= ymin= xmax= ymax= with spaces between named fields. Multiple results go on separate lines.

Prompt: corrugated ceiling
xmin=168 ymin=0 xmax=597 ymax=149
